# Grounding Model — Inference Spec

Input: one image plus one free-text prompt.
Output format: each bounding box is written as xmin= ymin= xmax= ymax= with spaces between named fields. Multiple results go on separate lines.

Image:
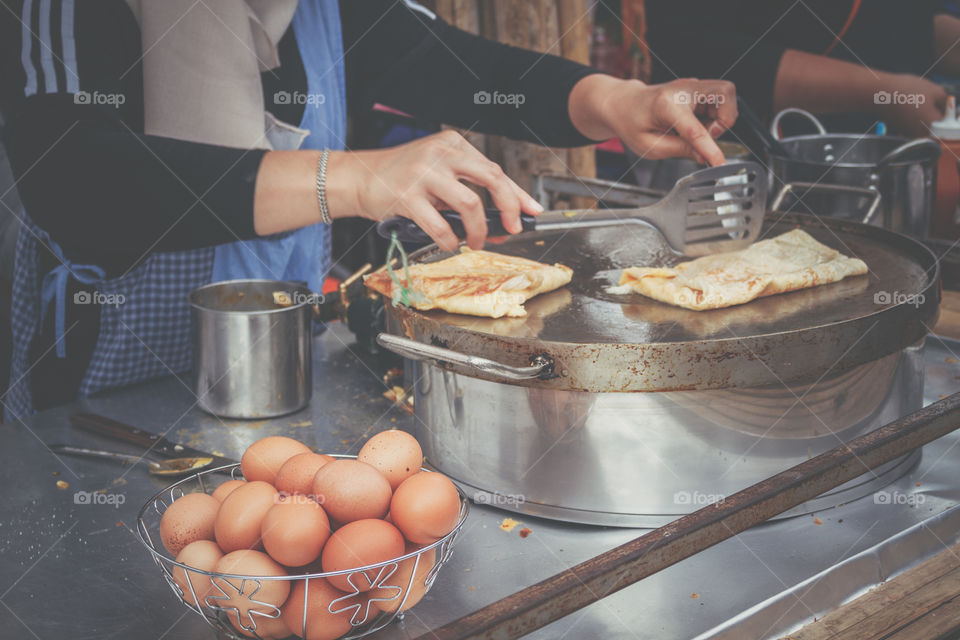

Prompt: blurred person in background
xmin=646 ymin=0 xmax=957 ymax=136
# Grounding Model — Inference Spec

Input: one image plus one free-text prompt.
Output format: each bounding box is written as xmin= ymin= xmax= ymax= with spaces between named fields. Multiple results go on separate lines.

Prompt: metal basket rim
xmin=136 ymin=456 xmax=470 ymax=581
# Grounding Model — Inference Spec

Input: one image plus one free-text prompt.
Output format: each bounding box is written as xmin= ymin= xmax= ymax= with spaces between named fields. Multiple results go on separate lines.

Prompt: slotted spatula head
xmin=664 ymin=161 xmax=767 ymax=257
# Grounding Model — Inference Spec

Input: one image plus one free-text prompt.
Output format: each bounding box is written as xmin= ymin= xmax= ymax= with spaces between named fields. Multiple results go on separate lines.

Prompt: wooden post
xmin=432 ymin=0 xmax=598 ymax=206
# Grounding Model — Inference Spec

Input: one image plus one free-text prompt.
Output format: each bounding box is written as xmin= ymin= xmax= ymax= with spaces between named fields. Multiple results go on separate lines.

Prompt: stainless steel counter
xmin=1 ymin=324 xmax=958 ymax=640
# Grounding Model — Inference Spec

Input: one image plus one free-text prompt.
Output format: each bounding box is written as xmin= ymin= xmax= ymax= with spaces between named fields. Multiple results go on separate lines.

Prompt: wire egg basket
xmin=137 ymin=460 xmax=469 ymax=640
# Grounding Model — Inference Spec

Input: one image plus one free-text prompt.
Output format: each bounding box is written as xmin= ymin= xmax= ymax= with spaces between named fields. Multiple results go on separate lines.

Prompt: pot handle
xmin=771 ymin=181 xmax=883 ymax=225
xmin=376 ymin=333 xmax=554 ymax=382
xmin=874 ymin=138 xmax=941 ymax=171
xmin=769 ymin=108 xmax=827 ymax=140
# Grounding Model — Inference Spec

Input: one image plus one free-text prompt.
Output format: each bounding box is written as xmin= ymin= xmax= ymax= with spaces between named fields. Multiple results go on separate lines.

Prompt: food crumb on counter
xmin=813 ymin=517 xmax=823 ymax=525
xmin=519 ymin=527 xmax=532 ymax=538
xmin=115 ymin=521 xmax=124 ymax=527
xmin=51 ymin=471 xmax=59 ymax=476
xmin=289 ymin=420 xmax=312 ymax=428
xmin=499 ymin=518 xmax=520 ymax=532
xmin=946 ymin=357 xmax=957 ymax=364
xmin=56 ymin=480 xmax=69 ymax=489
xmin=470 ymin=585 xmax=475 ymax=591
xmin=691 ymin=593 xmax=699 ymax=599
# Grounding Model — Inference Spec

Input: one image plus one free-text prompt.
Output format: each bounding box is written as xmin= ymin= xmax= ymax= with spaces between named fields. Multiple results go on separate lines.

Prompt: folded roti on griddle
xmin=364 ymin=248 xmax=573 ymax=318
xmin=615 ymin=229 xmax=868 ymax=311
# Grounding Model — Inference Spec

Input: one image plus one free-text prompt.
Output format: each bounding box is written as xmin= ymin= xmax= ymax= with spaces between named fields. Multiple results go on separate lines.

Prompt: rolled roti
xmin=365 ymin=248 xmax=573 ymax=318
xmin=616 ymin=229 xmax=868 ymax=311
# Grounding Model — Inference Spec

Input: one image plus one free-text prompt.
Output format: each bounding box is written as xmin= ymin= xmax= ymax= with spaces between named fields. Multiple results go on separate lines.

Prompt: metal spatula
xmin=377 ymin=161 xmax=766 ymax=257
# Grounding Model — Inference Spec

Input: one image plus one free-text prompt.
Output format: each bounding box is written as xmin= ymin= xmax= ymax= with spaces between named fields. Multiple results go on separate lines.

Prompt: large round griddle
xmin=383 ymin=213 xmax=939 ymax=391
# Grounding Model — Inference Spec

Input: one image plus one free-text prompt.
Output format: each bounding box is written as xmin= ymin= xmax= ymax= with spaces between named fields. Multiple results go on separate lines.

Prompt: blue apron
xmin=5 ymin=0 xmax=346 ymax=419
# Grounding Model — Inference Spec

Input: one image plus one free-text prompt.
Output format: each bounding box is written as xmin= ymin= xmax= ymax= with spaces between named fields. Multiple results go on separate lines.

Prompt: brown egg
xmin=312 ymin=460 xmax=391 ymax=523
xmin=160 ymin=492 xmax=220 ymax=555
xmin=211 ymin=550 xmax=291 ymax=637
xmin=229 ymin=612 xmax=291 ymax=640
xmin=358 ymin=430 xmax=423 ymax=491
xmin=261 ymin=494 xmax=331 ymax=567
xmin=172 ymin=540 xmax=223 ymax=607
xmin=281 ymin=578 xmax=355 ymax=640
xmin=371 ymin=543 xmax=436 ymax=612
xmin=321 ymin=519 xmax=405 ymax=592
xmin=212 ymin=479 xmax=246 ymax=503
xmin=390 ymin=472 xmax=461 ymax=544
xmin=241 ymin=436 xmax=311 ymax=484
xmin=275 ymin=453 xmax=333 ymax=496
xmin=214 ymin=481 xmax=279 ymax=552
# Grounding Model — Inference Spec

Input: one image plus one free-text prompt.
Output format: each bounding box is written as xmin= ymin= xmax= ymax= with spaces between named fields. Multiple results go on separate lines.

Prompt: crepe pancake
xmin=364 ymin=248 xmax=573 ymax=318
xmin=615 ymin=229 xmax=868 ymax=311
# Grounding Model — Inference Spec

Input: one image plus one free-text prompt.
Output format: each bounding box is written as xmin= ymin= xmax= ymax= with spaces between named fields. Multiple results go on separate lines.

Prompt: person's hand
xmin=569 ymin=75 xmax=738 ymax=166
xmin=330 ymin=130 xmax=542 ymax=252
xmin=872 ymin=73 xmax=948 ymax=137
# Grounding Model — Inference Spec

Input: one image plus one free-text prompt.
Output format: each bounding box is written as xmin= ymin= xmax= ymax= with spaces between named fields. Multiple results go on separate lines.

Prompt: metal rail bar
xmin=415 ymin=392 xmax=960 ymax=640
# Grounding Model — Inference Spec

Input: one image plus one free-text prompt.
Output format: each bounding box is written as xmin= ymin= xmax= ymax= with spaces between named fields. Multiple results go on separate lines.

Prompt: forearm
xmin=252 ymin=150 xmax=362 ymax=235
xmin=568 ymin=74 xmax=628 ymax=142
xmin=342 ymin=1 xmax=599 ymax=147
xmin=934 ymin=14 xmax=960 ymax=75
xmin=773 ymin=49 xmax=881 ymax=116
xmin=8 ymin=99 xmax=266 ymax=266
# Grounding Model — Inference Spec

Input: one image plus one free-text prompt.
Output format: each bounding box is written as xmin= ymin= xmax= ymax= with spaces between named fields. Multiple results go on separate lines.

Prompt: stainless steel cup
xmin=189 ymin=279 xmax=315 ymax=418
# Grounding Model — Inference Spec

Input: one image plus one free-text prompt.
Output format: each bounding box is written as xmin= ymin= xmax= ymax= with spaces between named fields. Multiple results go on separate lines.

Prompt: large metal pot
xmin=376 ymin=215 xmax=940 ymax=527
xmin=387 ymin=337 xmax=924 ymax=527
xmin=189 ymin=279 xmax=316 ymax=419
xmin=769 ymin=108 xmax=941 ymax=237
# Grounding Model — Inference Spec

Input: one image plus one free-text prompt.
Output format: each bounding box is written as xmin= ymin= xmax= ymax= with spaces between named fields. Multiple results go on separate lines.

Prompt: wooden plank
xmin=783 ymin=542 xmax=960 ymax=640
xmin=831 ymin=566 xmax=960 ymax=640
xmin=885 ymin=595 xmax=960 ymax=640
xmin=557 ymin=0 xmax=596 ymax=209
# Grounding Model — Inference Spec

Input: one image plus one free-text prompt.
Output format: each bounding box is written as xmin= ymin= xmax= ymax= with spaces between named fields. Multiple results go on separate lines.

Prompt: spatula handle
xmin=377 ymin=210 xmax=537 ymax=244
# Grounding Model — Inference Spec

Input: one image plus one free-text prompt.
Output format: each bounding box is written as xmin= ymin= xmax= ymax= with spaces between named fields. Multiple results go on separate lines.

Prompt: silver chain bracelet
xmin=315 ymin=149 xmax=332 ymax=225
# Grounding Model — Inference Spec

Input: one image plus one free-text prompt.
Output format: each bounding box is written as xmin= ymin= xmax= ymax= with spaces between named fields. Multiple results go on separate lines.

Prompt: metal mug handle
xmin=874 ymin=138 xmax=941 ymax=171
xmin=769 ymin=108 xmax=827 ymax=140
xmin=771 ymin=181 xmax=883 ymax=225
xmin=376 ymin=333 xmax=554 ymax=382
